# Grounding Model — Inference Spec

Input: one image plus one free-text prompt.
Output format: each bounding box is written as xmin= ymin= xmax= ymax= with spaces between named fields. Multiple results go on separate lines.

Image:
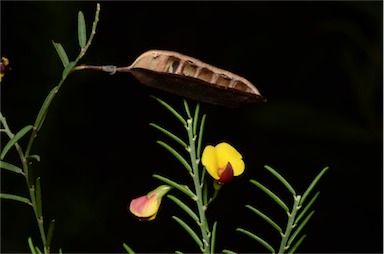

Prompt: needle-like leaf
xmin=246 ymin=205 xmax=282 ymax=233
xmin=153 ymin=174 xmax=196 ymax=199
xmin=295 ymin=191 xmax=319 ymax=224
xmin=150 ymin=123 xmax=187 ymax=148
xmin=250 ymin=179 xmax=289 ymax=212
xmin=0 ymin=193 xmax=31 ymax=205
xmin=288 ymin=234 xmax=306 ymax=254
xmin=0 ymin=161 xmax=23 ymax=174
xmin=210 ymin=221 xmax=218 ymax=254
xmin=264 ymin=165 xmax=296 ymax=196
xmin=0 ymin=125 xmax=33 ymax=160
xmin=168 ymin=195 xmax=199 ymax=222
xmin=152 ymin=96 xmax=186 ymax=125
xmin=301 ymin=166 xmax=329 ymax=205
xmin=156 ymin=141 xmax=192 ymax=172
xmin=196 ymin=114 xmax=206 ymax=160
xmin=123 ymin=243 xmax=136 ymax=254
xmin=173 ymin=216 xmax=203 ymax=249
xmin=288 ymin=211 xmax=315 ymax=247
xmin=236 ymin=228 xmax=275 ymax=253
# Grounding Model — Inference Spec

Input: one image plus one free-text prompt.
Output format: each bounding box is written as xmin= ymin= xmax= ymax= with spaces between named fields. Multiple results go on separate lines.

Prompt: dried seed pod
xmin=117 ymin=50 xmax=266 ymax=107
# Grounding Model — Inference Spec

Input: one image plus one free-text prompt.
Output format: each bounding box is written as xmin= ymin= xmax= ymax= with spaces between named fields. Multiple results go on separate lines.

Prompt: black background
xmin=1 ymin=1 xmax=382 ymax=253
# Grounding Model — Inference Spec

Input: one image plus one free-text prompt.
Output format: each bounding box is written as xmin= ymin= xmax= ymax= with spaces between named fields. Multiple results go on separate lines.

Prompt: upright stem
xmin=0 ymin=116 xmax=48 ymax=253
xmin=278 ymin=195 xmax=301 ymax=253
xmin=186 ymin=118 xmax=210 ymax=253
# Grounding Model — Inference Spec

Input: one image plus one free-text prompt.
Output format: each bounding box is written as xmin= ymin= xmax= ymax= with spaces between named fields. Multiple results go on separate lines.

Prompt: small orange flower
xmin=129 ymin=185 xmax=171 ymax=221
xmin=202 ymin=142 xmax=245 ymax=184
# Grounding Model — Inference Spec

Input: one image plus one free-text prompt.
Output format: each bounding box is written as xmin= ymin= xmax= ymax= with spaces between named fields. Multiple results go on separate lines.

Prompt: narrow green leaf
xmin=0 ymin=125 xmax=33 ymax=160
xmin=202 ymin=177 xmax=208 ymax=205
xmin=152 ymin=96 xmax=187 ymax=125
xmin=288 ymin=211 xmax=315 ymax=247
xmin=35 ymin=177 xmax=42 ymax=218
xmin=153 ymin=174 xmax=196 ymax=199
xmin=196 ymin=114 xmax=206 ymax=160
xmin=62 ymin=61 xmax=76 ymax=79
xmin=222 ymin=250 xmax=237 ymax=254
xmin=34 ymin=86 xmax=58 ymax=132
xmin=173 ymin=216 xmax=203 ymax=249
xmin=35 ymin=246 xmax=42 ymax=254
xmin=288 ymin=234 xmax=306 ymax=254
xmin=157 ymin=141 xmax=192 ymax=172
xmin=78 ymin=11 xmax=87 ymax=48
xmin=250 ymin=179 xmax=289 ymax=212
xmin=26 ymin=154 xmax=41 ymax=163
xmin=168 ymin=195 xmax=199 ymax=222
xmin=52 ymin=41 xmax=69 ymax=67
xmin=0 ymin=160 xmax=23 ymax=174
xmin=295 ymin=191 xmax=319 ymax=224
xmin=192 ymin=103 xmax=200 ymax=136
xmin=183 ymin=99 xmax=192 ymax=119
xmin=0 ymin=193 xmax=31 ymax=205
xmin=301 ymin=166 xmax=329 ymax=205
xmin=46 ymin=219 xmax=55 ymax=250
xmin=28 ymin=237 xmax=37 ymax=254
xmin=123 ymin=243 xmax=135 ymax=254
xmin=210 ymin=221 xmax=218 ymax=254
xmin=264 ymin=165 xmax=296 ymax=196
xmin=236 ymin=228 xmax=275 ymax=253
xmin=150 ymin=123 xmax=187 ymax=148
xmin=246 ymin=205 xmax=282 ymax=233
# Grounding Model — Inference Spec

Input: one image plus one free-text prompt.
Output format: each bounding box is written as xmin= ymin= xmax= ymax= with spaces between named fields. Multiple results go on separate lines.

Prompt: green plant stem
xmin=25 ymin=3 xmax=100 ymax=158
xmin=1 ymin=4 xmax=101 ymax=253
xmin=0 ymin=115 xmax=48 ymax=253
xmin=186 ymin=118 xmax=210 ymax=253
xmin=278 ymin=195 xmax=301 ymax=253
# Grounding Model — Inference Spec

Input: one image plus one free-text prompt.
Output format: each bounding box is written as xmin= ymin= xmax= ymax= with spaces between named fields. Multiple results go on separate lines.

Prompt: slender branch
xmin=278 ymin=195 xmax=301 ymax=253
xmin=186 ymin=118 xmax=210 ymax=253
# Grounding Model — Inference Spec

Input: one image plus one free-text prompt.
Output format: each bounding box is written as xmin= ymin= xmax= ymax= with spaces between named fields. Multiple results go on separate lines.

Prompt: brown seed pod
xmin=116 ymin=50 xmax=266 ymax=108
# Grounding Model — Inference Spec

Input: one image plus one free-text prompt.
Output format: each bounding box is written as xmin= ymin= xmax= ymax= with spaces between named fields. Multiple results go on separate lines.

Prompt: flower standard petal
xmin=215 ymin=142 xmax=244 ymax=176
xmin=202 ymin=145 xmax=220 ymax=180
xmin=202 ymin=142 xmax=245 ymax=182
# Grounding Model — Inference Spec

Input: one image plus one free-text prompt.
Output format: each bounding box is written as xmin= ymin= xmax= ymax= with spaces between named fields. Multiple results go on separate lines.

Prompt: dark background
xmin=1 ymin=1 xmax=382 ymax=253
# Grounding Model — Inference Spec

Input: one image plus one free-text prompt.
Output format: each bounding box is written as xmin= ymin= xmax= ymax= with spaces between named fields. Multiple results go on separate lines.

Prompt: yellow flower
xmin=129 ymin=185 xmax=171 ymax=221
xmin=0 ymin=57 xmax=10 ymax=81
xmin=202 ymin=142 xmax=245 ymax=184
